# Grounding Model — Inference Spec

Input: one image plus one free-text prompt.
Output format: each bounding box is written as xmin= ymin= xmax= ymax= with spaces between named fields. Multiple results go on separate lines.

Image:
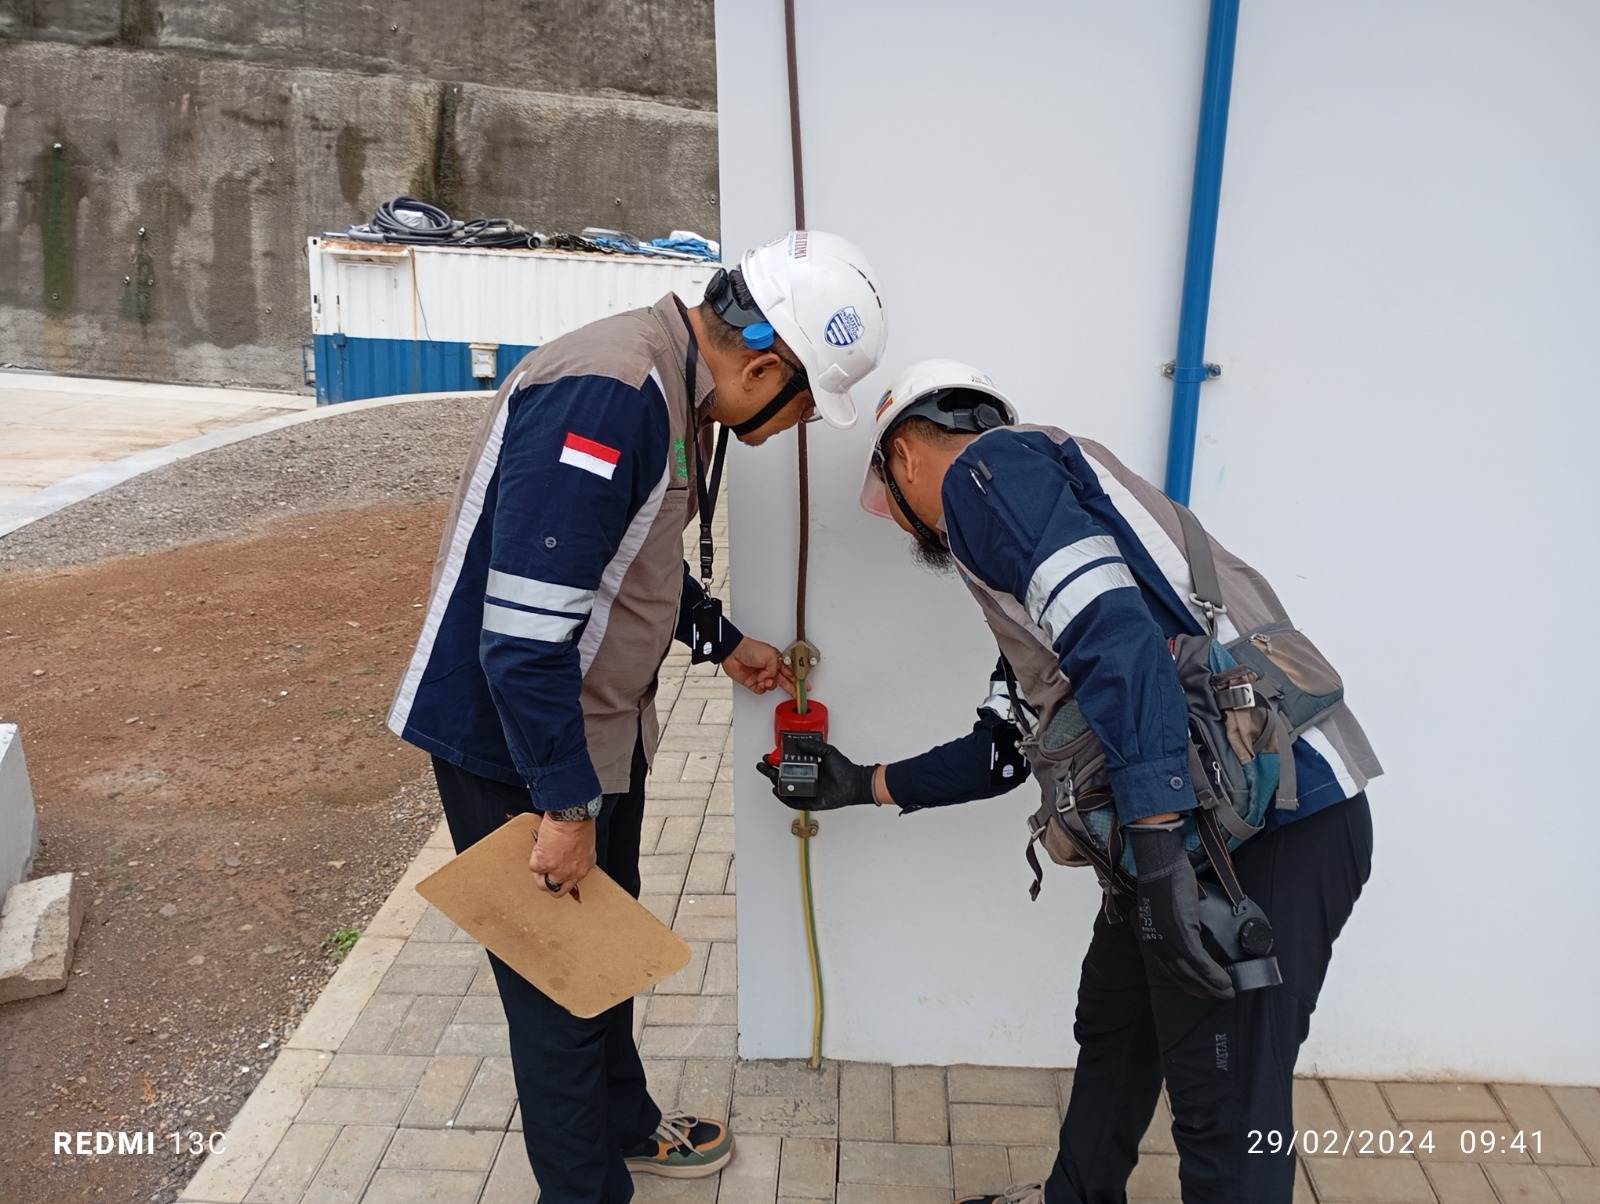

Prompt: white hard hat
xmin=740 ymin=231 xmax=888 ymax=429
xmin=859 ymin=359 xmax=1017 ymax=518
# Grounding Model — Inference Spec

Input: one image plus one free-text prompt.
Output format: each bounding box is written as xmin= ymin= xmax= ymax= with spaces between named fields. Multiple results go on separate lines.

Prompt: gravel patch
xmin=0 ymin=394 xmax=490 ymax=573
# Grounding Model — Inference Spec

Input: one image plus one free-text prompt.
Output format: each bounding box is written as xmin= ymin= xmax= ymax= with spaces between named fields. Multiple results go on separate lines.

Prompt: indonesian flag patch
xmin=559 ymin=433 xmax=621 ymax=480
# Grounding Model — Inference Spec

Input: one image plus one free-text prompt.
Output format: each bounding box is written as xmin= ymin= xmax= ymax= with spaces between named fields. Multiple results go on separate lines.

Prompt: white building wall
xmin=718 ymin=0 xmax=1600 ymax=1083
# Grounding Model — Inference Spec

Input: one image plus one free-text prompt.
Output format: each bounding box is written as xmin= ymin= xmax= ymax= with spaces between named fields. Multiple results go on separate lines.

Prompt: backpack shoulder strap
xmin=999 ymin=656 xmax=1035 ymax=738
xmin=1172 ymin=501 xmax=1227 ymax=637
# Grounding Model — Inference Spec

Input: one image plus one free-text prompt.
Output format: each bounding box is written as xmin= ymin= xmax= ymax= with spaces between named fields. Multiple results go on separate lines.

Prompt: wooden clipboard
xmin=415 ymin=813 xmax=692 ymax=1018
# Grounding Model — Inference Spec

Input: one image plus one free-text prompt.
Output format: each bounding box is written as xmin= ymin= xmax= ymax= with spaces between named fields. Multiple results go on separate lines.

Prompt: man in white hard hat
xmin=389 ymin=231 xmax=887 ymax=1203
xmin=759 ymin=360 xmax=1380 ymax=1204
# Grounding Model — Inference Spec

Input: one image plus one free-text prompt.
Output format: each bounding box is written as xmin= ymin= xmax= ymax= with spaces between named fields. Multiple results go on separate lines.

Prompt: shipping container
xmin=306 ymin=238 xmax=715 ymax=404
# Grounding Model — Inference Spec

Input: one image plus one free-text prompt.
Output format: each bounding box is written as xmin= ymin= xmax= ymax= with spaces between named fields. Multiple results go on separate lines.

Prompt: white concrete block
xmin=0 ymin=871 xmax=84 ymax=1003
xmin=0 ymin=725 xmax=39 ymax=897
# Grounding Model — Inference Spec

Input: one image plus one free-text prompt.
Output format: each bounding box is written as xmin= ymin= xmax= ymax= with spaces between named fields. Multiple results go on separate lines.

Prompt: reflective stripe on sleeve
xmin=485 ymin=569 xmax=596 ymax=616
xmin=389 ymin=394 xmax=513 ymax=734
xmin=1024 ymin=535 xmax=1124 ymax=625
xmin=482 ymin=602 xmax=584 ymax=643
xmin=1037 ymin=561 xmax=1139 ymax=644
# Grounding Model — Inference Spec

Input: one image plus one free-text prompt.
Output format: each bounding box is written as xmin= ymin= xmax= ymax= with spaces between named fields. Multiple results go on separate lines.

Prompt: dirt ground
xmin=0 ymin=500 xmax=453 ymax=1204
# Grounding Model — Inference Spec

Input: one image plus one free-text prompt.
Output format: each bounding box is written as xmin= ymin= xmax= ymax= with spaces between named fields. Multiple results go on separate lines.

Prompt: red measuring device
xmin=764 ymin=697 xmax=830 ymax=800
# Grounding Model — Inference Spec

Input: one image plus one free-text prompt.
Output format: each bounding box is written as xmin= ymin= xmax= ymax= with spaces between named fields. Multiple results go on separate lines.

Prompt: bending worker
xmin=759 ymin=360 xmax=1380 ymax=1204
xmin=389 ymin=232 xmax=887 ymax=1203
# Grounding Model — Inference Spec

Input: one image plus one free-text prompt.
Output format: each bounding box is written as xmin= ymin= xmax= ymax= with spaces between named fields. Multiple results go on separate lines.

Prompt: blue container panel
xmin=314 ymin=336 xmax=539 ymax=404
xmin=495 ymin=344 xmax=540 ymax=388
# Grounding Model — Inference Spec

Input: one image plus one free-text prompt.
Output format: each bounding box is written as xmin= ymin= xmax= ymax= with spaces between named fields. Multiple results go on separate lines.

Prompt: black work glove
xmin=1126 ymin=822 xmax=1236 ymax=1000
xmin=755 ymin=736 xmax=878 ymax=811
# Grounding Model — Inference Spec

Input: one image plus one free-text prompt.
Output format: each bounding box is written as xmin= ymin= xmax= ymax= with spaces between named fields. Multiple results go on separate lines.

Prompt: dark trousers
xmin=432 ymin=748 xmax=661 ymax=1204
xmin=1048 ymin=793 xmax=1373 ymax=1204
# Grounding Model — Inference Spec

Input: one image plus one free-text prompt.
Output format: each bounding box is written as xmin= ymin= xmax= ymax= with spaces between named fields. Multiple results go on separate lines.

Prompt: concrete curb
xmin=0 ymin=725 xmax=38 ymax=898
xmin=0 ymin=389 xmax=491 ymax=540
xmin=178 ymin=820 xmax=454 ymax=1204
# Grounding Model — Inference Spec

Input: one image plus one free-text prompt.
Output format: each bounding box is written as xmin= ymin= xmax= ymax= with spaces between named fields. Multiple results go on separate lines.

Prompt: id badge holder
xmin=689 ymin=597 xmax=725 ymax=664
xmin=989 ymin=722 xmax=1027 ymax=787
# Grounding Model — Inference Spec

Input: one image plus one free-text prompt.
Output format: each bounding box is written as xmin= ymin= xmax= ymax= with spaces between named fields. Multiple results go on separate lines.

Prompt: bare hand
xmin=720 ymin=636 xmax=797 ymax=697
xmin=528 ymin=817 xmax=597 ymax=896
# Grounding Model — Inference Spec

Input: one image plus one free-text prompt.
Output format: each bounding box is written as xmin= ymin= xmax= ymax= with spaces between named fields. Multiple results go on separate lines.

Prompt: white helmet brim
xmin=812 ymin=384 xmax=857 ymax=430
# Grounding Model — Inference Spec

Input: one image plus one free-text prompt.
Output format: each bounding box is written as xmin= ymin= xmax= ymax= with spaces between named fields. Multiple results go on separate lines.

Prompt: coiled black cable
xmin=455 ymin=218 xmax=543 ymax=249
xmin=351 ymin=198 xmax=543 ymax=250
xmin=372 ymin=197 xmax=457 ymax=242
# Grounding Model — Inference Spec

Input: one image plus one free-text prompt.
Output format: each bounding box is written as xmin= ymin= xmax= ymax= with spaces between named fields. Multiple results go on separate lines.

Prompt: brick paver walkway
xmin=179 ymin=528 xmax=1600 ymax=1204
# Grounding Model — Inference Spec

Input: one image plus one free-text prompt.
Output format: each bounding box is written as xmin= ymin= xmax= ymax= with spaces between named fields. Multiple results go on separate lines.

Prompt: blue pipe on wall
xmin=1163 ymin=0 xmax=1241 ymax=505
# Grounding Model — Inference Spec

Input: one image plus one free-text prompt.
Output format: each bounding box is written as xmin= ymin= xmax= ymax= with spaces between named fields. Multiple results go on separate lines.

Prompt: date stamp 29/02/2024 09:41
xmin=1248 ymin=1128 xmax=1544 ymax=1157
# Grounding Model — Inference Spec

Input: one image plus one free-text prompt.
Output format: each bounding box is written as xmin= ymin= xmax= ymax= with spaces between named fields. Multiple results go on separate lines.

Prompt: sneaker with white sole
xmin=622 ymin=1111 xmax=734 ymax=1178
xmin=956 ymin=1182 xmax=1046 ymax=1204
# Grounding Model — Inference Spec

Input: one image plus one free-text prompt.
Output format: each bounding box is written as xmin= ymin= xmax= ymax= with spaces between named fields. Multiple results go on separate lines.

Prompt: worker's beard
xmin=909 ymin=532 xmax=955 ymax=574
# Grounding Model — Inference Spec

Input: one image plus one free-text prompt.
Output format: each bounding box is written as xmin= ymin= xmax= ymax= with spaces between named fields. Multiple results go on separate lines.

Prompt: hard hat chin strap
xmin=728 ymin=365 xmax=810 ymax=436
xmin=880 ymin=454 xmax=946 ymax=550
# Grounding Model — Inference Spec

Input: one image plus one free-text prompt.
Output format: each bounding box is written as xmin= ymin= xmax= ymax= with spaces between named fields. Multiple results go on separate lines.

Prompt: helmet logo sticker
xmin=825 ymin=306 xmax=864 ymax=347
xmin=875 ymin=388 xmax=894 ymax=420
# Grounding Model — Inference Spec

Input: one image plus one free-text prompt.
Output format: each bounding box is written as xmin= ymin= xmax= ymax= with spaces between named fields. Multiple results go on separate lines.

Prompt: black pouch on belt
xmin=689 ymin=597 xmax=725 ymax=664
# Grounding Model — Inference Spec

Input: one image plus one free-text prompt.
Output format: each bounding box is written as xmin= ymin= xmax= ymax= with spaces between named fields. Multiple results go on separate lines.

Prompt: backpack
xmin=1020 ymin=503 xmax=1348 ymax=905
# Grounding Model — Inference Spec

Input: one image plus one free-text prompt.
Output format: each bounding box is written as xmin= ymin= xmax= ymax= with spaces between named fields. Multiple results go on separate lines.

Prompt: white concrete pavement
xmin=0 ymin=373 xmax=494 ymax=541
xmin=0 ymin=370 xmax=313 ymax=507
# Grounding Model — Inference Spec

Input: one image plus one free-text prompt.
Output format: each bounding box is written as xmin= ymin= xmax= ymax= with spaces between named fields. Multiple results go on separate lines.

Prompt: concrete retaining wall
xmin=0 ymin=2 xmax=719 ymax=388
xmin=0 ymin=0 xmax=717 ymax=108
